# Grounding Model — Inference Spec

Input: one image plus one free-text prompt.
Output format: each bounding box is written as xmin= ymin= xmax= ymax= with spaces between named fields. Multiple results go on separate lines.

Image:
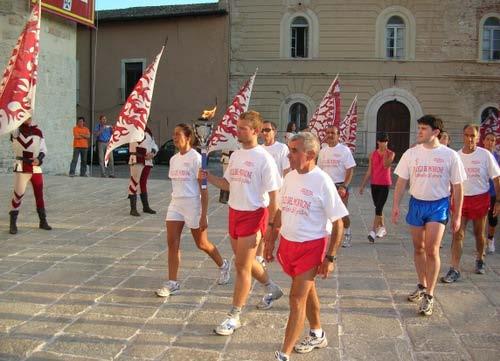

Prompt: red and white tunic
xmin=129 ymin=128 xmax=158 ymax=166
xmin=12 ymin=124 xmax=47 ymax=174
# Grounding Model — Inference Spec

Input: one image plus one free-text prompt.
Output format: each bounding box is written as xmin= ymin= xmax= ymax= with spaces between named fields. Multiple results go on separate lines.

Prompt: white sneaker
xmin=217 ymin=259 xmax=231 ymax=285
xmin=256 ymin=282 xmax=284 ymax=310
xmin=342 ymin=232 xmax=352 ymax=248
xmin=294 ymin=331 xmax=328 ymax=353
xmin=256 ymin=255 xmax=266 ymax=269
xmin=214 ymin=316 xmax=241 ymax=335
xmin=155 ymin=280 xmax=180 ymax=297
xmin=487 ymin=238 xmax=495 ymax=254
xmin=367 ymin=231 xmax=376 ymax=243
xmin=376 ymin=227 xmax=387 ymax=238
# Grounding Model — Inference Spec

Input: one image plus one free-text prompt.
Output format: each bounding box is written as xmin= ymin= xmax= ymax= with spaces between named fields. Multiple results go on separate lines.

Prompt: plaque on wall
xmin=32 ymin=0 xmax=95 ymax=27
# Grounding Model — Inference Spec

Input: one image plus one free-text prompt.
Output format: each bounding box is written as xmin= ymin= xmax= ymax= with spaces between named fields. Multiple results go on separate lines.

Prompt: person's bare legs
xmin=191 ymin=227 xmax=223 ymax=267
xmin=451 ymin=218 xmax=467 ymax=270
xmin=231 ymin=233 xmax=262 ymax=307
xmin=472 ymin=217 xmax=487 ymax=261
xmin=305 ymin=282 xmax=321 ymax=330
xmin=166 ymin=221 xmax=184 ymax=280
xmin=423 ymin=222 xmax=445 ymax=295
xmin=410 ymin=226 xmax=427 ymax=288
xmin=281 ymin=268 xmax=317 ymax=356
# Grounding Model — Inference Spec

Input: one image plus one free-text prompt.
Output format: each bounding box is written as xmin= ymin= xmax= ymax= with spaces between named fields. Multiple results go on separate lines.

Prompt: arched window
xmin=291 ymin=17 xmax=309 ymax=58
xmin=482 ymin=17 xmax=500 ymax=61
xmin=289 ymin=102 xmax=308 ymax=130
xmin=386 ymin=16 xmax=405 ymax=59
xmin=481 ymin=106 xmax=499 ymax=123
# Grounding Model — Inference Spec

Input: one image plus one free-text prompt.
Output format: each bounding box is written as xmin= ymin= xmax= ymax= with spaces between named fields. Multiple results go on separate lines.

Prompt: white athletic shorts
xmin=166 ymin=197 xmax=201 ymax=229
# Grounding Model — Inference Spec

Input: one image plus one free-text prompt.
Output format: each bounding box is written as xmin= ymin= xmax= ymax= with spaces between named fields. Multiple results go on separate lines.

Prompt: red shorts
xmin=228 ymin=207 xmax=268 ymax=239
xmin=277 ymin=236 xmax=327 ymax=277
xmin=462 ymin=192 xmax=490 ymax=220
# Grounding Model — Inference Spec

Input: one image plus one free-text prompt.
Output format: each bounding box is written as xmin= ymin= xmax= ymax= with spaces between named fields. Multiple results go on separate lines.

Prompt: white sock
xmin=256 ymin=255 xmax=265 ymax=263
xmin=345 ymin=227 xmax=351 ymax=235
xmin=310 ymin=328 xmax=323 ymax=338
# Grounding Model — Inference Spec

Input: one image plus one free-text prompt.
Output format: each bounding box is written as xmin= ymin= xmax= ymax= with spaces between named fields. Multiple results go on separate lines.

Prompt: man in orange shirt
xmin=69 ymin=116 xmax=90 ymax=177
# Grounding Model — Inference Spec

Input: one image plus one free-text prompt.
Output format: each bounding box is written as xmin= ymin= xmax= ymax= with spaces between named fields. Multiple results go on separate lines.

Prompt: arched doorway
xmin=377 ymin=100 xmax=410 ymax=160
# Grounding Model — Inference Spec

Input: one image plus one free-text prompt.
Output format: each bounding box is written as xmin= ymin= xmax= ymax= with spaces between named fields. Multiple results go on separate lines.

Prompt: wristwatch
xmin=325 ymin=255 xmax=337 ymax=262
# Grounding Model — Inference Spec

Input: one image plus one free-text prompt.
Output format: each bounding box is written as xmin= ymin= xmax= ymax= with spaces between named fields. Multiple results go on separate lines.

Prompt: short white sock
xmin=345 ymin=227 xmax=351 ymax=235
xmin=310 ymin=328 xmax=323 ymax=338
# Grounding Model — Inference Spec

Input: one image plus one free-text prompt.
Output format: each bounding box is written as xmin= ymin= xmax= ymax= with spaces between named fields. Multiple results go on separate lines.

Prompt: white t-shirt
xmin=458 ymin=147 xmax=500 ymax=196
xmin=263 ymin=141 xmax=290 ymax=177
xmin=168 ymin=148 xmax=201 ymax=198
xmin=224 ymin=145 xmax=281 ymax=211
xmin=279 ymin=167 xmax=349 ymax=242
xmin=318 ymin=143 xmax=356 ymax=183
xmin=394 ymin=144 xmax=467 ymax=201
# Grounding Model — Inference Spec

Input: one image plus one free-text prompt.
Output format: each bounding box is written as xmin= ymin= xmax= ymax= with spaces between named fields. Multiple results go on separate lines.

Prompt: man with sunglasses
xmin=261 ymin=121 xmax=290 ymax=178
xmin=318 ymin=126 xmax=356 ymax=247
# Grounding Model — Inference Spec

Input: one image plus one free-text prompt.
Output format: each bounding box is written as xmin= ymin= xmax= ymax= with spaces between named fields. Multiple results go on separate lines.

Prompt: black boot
xmin=36 ymin=208 xmax=52 ymax=230
xmin=140 ymin=192 xmax=156 ymax=214
xmin=129 ymin=195 xmax=140 ymax=216
xmin=9 ymin=210 xmax=18 ymax=234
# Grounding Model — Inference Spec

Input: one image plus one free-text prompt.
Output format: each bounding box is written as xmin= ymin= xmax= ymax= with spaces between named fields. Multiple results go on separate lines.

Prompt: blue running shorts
xmin=406 ymin=196 xmax=449 ymax=227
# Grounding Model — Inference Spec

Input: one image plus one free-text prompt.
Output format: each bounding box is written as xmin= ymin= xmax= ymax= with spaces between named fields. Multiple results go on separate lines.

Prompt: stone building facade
xmin=229 ymin=0 xmax=500 ymax=159
xmin=76 ymin=3 xmax=229 ymax=147
xmin=0 ymin=1 xmax=77 ymax=174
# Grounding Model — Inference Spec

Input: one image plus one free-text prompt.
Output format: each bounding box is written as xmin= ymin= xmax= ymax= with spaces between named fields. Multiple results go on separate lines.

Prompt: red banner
xmin=32 ymin=0 xmax=95 ymax=27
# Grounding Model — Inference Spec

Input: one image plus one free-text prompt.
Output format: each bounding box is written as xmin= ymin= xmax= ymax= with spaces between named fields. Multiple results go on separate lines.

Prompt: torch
xmin=194 ymin=103 xmax=217 ymax=189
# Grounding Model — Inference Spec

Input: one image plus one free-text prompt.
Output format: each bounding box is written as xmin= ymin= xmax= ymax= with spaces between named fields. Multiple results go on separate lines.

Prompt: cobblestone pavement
xmin=0 ymin=170 xmax=499 ymax=361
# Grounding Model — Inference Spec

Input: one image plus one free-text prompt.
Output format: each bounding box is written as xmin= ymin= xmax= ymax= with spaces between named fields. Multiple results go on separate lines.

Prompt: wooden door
xmin=376 ymin=101 xmax=410 ymax=161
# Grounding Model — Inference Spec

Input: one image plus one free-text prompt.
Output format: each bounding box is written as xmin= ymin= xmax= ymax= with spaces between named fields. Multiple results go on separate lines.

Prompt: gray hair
xmin=289 ymin=132 xmax=320 ymax=155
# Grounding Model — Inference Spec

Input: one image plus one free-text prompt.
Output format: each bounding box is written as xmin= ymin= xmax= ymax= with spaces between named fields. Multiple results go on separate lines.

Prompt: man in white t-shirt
xmin=317 ymin=126 xmax=356 ymax=247
xmin=265 ymin=132 xmax=347 ymax=361
xmin=392 ymin=115 xmax=466 ymax=316
xmin=261 ymin=120 xmax=291 ymax=177
xmin=202 ymin=111 xmax=284 ymax=336
xmin=441 ymin=124 xmax=500 ymax=282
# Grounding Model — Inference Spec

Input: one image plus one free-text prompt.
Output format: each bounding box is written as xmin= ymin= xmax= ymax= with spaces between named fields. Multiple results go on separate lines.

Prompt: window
xmin=386 ymin=16 xmax=405 ymax=59
xmin=289 ymin=102 xmax=308 ymax=130
xmin=291 ymin=17 xmax=309 ymax=58
xmin=481 ymin=106 xmax=499 ymax=123
xmin=124 ymin=62 xmax=143 ymax=99
xmin=121 ymin=58 xmax=146 ymax=102
xmin=375 ymin=7 xmax=415 ymax=60
xmin=482 ymin=17 xmax=500 ymax=61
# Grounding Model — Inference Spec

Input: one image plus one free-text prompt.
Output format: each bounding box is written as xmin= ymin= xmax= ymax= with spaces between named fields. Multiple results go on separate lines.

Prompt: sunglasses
xmin=262 ymin=128 xmax=273 ymax=133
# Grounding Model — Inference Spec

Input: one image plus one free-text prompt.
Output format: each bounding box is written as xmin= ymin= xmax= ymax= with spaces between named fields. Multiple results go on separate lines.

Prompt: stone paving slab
xmin=0 ymin=168 xmax=498 ymax=361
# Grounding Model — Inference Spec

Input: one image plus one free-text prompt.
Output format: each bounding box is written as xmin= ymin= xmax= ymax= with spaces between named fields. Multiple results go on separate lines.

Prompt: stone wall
xmin=0 ymin=1 xmax=77 ymax=174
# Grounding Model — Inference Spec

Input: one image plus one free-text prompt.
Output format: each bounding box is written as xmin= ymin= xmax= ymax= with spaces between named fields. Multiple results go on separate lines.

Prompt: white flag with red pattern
xmin=339 ymin=96 xmax=358 ymax=152
xmin=105 ymin=46 xmax=165 ymax=166
xmin=207 ymin=69 xmax=257 ymax=153
xmin=308 ymin=75 xmax=341 ymax=145
xmin=0 ymin=2 xmax=41 ymax=136
xmin=480 ymin=107 xmax=500 ymax=153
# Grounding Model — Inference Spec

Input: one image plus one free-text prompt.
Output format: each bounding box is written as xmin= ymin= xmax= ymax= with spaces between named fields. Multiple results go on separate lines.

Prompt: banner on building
xmin=33 ymin=0 xmax=95 ymax=27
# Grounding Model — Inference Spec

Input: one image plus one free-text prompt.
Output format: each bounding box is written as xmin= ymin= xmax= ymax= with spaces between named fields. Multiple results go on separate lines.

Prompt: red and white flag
xmin=207 ymin=69 xmax=257 ymax=153
xmin=480 ymin=107 xmax=500 ymax=153
xmin=339 ymin=96 xmax=358 ymax=152
xmin=105 ymin=46 xmax=165 ymax=165
xmin=308 ymin=75 xmax=341 ymax=145
xmin=0 ymin=2 xmax=41 ymax=136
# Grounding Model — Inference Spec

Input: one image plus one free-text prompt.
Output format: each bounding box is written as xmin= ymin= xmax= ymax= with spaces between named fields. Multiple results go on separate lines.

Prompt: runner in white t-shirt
xmin=392 ymin=115 xmax=466 ymax=317
xmin=484 ymin=132 xmax=500 ymax=254
xmin=317 ymin=126 xmax=356 ymax=247
xmin=155 ymin=124 xmax=231 ymax=298
xmin=202 ymin=111 xmax=284 ymax=336
xmin=441 ymin=124 xmax=500 ymax=282
xmin=258 ymin=120 xmax=291 ymax=267
xmin=265 ymin=132 xmax=348 ymax=361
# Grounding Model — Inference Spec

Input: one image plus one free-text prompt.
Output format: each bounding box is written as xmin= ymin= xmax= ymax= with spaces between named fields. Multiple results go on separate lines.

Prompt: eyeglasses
xmin=262 ymin=128 xmax=273 ymax=133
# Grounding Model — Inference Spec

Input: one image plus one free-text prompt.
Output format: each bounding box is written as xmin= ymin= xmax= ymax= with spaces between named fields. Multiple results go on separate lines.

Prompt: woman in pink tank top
xmin=359 ymin=132 xmax=395 ymax=242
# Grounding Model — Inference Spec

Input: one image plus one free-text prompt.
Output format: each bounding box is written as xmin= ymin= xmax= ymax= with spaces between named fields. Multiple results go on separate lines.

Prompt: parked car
xmin=87 ymin=143 xmax=130 ymax=165
xmin=154 ymin=139 xmax=176 ymax=165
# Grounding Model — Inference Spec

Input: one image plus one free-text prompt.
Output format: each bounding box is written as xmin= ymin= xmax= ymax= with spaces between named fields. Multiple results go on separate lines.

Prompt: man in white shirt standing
xmin=202 ymin=111 xmax=284 ymax=336
xmin=441 ymin=124 xmax=500 ymax=281
xmin=317 ymin=126 xmax=356 ymax=247
xmin=261 ymin=120 xmax=291 ymax=178
xmin=266 ymin=132 xmax=347 ymax=361
xmin=392 ymin=115 xmax=466 ymax=316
